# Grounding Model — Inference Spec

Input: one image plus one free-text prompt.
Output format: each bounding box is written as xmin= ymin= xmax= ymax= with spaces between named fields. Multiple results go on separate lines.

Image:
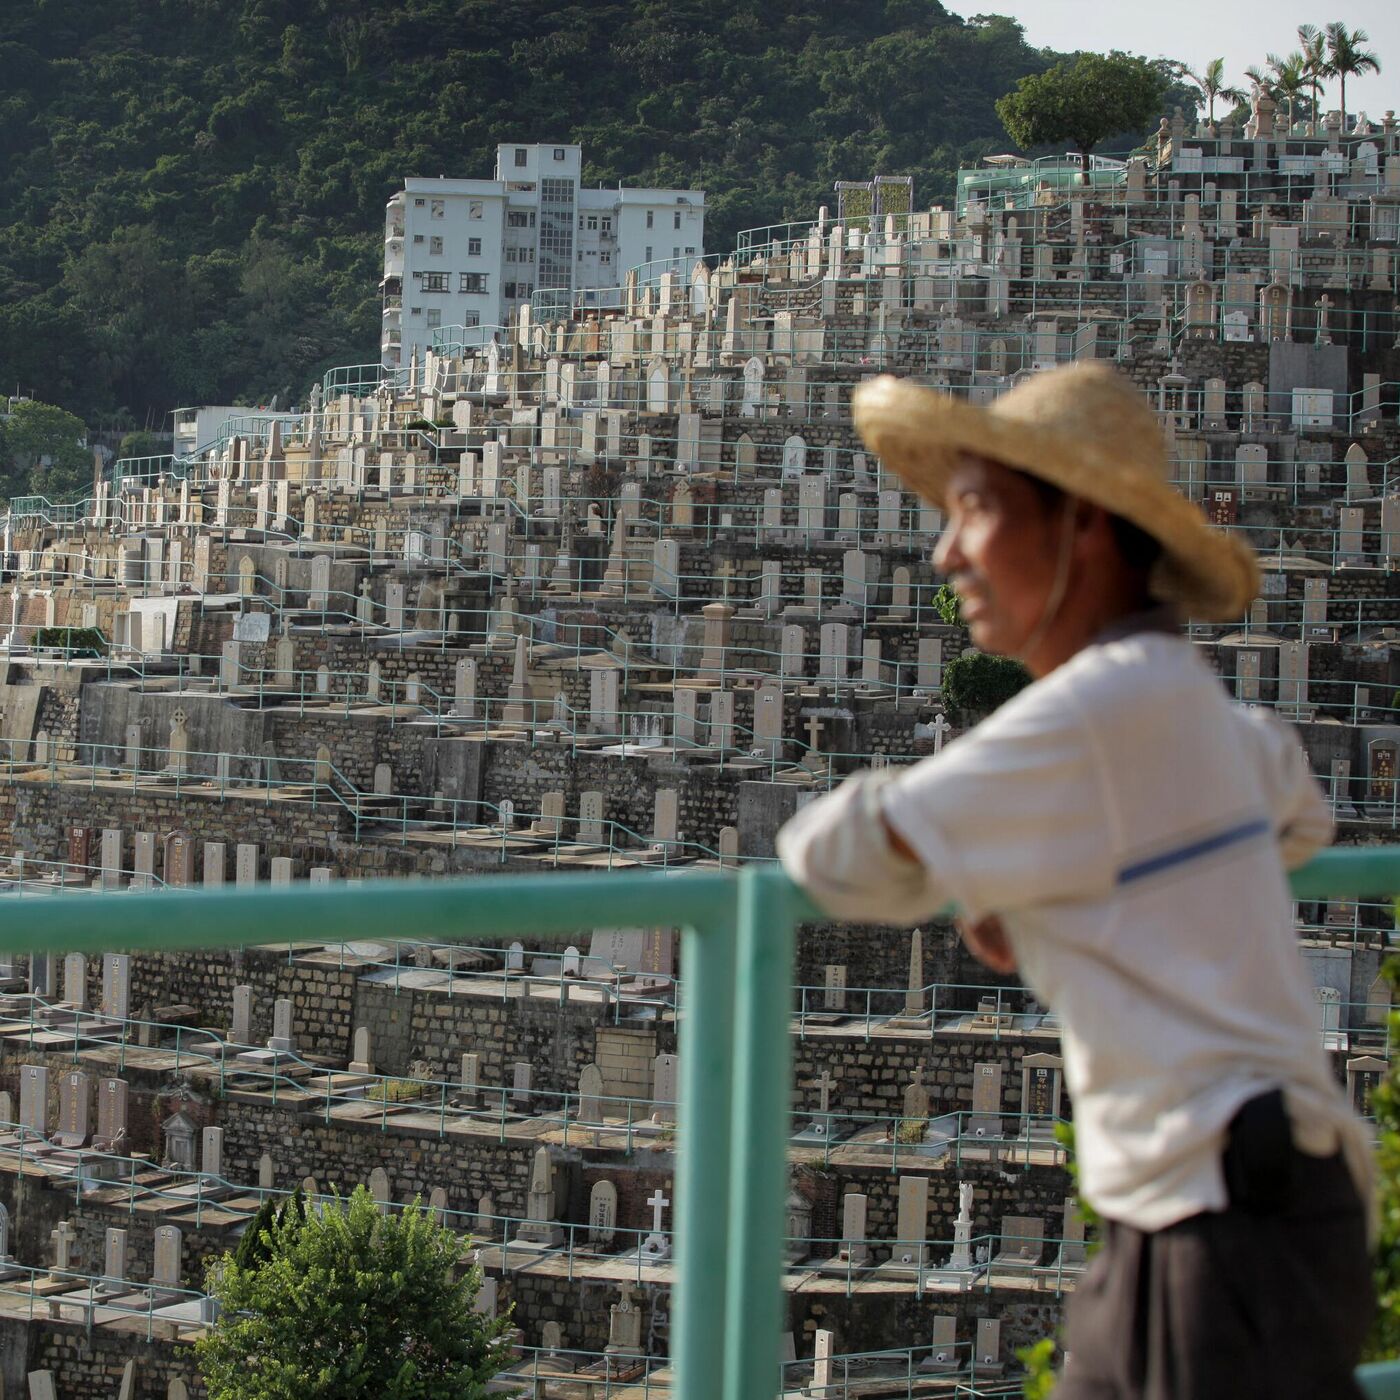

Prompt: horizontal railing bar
xmin=0 ymin=853 xmax=1388 ymax=957
xmin=0 ymin=870 xmax=802 ymax=956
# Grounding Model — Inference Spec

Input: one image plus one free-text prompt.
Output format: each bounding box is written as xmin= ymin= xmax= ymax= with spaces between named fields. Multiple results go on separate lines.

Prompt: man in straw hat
xmin=779 ymin=363 xmax=1373 ymax=1398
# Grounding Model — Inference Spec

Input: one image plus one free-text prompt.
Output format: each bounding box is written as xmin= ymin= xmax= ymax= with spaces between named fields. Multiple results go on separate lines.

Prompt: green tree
xmin=117 ymin=429 xmax=164 ymax=461
xmin=1184 ymin=58 xmax=1246 ymax=124
xmin=1323 ymin=23 xmax=1382 ymax=132
xmin=996 ymin=52 xmax=1167 ymax=169
xmin=1297 ymin=24 xmax=1329 ymax=126
xmin=940 ymin=651 xmax=1031 ymax=724
xmin=1266 ymin=51 xmax=1310 ymax=130
xmin=1 ymin=398 xmax=89 ymax=503
xmin=196 ymin=1186 xmax=512 ymax=1400
xmin=932 ymin=582 xmax=963 ymax=627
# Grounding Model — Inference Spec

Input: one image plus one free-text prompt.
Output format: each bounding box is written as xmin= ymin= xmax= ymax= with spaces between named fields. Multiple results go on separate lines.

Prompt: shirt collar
xmin=1092 ymin=603 xmax=1180 ymax=646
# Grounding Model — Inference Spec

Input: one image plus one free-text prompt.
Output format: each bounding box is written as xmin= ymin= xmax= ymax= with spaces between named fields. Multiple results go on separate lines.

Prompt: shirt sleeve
xmin=1231 ymin=705 xmax=1335 ymax=870
xmin=776 ymin=770 xmax=945 ymax=925
xmin=879 ymin=680 xmax=1118 ymax=923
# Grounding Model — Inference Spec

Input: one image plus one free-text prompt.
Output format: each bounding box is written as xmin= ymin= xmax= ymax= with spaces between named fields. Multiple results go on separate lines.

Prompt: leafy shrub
xmin=198 ymin=1186 xmax=511 ymax=1399
xmin=35 ymin=626 xmax=106 ymax=657
xmin=940 ymin=651 xmax=1031 ymax=724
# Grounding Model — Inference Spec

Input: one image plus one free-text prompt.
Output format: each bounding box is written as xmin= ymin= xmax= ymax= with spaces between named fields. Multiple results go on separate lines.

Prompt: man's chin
xmin=966 ymin=619 xmax=1014 ymax=657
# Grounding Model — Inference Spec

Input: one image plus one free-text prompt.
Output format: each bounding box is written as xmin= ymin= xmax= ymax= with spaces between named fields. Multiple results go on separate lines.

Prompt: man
xmin=778 ymin=364 xmax=1374 ymax=1399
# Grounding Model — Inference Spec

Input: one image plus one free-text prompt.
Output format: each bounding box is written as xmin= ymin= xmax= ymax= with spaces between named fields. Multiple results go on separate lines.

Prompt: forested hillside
xmin=0 ymin=0 xmax=1180 ymax=428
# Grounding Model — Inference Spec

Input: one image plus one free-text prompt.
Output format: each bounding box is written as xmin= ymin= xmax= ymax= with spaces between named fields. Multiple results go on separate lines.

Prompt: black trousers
xmin=1059 ymin=1099 xmax=1373 ymax=1400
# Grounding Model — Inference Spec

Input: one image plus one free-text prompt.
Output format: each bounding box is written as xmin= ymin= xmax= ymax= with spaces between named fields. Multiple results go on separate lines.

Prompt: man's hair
xmin=1018 ymin=472 xmax=1161 ymax=575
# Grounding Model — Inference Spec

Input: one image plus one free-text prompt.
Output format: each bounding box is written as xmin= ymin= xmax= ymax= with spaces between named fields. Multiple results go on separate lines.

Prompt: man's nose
xmin=932 ymin=522 xmax=962 ymax=577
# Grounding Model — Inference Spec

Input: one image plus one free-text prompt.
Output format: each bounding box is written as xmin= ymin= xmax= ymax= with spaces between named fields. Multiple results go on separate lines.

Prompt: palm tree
xmin=1267 ymin=51 xmax=1309 ymax=130
xmin=1323 ymin=23 xmax=1382 ymax=131
xmin=1297 ymin=24 xmax=1328 ymax=128
xmin=1185 ymin=57 xmax=1248 ymax=124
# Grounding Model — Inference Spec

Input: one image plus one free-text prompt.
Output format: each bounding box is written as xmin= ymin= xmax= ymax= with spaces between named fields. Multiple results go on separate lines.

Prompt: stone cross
xmin=647 ymin=1188 xmax=670 ymax=1234
xmin=49 ymin=1220 xmax=76 ymax=1277
xmin=1315 ymin=294 xmax=1334 ymax=345
xmin=930 ymin=713 xmax=951 ymax=753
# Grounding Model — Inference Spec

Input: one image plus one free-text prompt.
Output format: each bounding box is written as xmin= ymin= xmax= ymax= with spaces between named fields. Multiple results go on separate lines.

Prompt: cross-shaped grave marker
xmin=647 ymin=1188 xmax=670 ymax=1234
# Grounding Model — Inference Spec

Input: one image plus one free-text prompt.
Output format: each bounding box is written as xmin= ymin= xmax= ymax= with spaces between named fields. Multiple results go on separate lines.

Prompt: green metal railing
xmin=6 ymin=850 xmax=1400 ymax=1397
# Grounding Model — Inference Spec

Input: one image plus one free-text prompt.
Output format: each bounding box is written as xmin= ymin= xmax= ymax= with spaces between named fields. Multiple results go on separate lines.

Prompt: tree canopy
xmin=995 ymin=52 xmax=1168 ymax=166
xmin=0 ymin=399 xmax=91 ymax=503
xmin=0 ymin=0 xmax=1111 ymax=427
xmin=196 ymin=1186 xmax=512 ymax=1400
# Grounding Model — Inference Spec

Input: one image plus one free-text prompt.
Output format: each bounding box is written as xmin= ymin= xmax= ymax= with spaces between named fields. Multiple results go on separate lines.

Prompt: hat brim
xmin=852 ymin=376 xmax=1259 ymax=623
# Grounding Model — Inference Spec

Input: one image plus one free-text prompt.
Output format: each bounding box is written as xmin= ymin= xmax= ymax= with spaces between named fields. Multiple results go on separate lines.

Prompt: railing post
xmin=674 ymin=910 xmax=735 ymax=1400
xmin=722 ymin=867 xmax=797 ymax=1400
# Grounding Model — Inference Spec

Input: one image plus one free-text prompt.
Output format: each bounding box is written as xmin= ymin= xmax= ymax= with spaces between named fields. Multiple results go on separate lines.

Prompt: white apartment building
xmin=380 ymin=143 xmax=706 ymax=368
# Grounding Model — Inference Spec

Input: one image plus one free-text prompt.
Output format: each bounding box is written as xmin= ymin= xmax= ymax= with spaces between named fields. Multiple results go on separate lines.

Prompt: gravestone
xmin=589 ymin=1180 xmax=619 ymax=1246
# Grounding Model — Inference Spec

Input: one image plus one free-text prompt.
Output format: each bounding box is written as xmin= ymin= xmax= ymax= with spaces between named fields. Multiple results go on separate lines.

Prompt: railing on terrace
xmin=5 ymin=852 xmax=1400 ymax=1398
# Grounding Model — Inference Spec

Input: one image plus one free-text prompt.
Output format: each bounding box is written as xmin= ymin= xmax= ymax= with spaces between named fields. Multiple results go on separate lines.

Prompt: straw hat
xmin=851 ymin=363 xmax=1259 ymax=622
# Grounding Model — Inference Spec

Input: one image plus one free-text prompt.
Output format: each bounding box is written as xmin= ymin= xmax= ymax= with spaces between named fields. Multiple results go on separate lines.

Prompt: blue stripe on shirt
xmin=1116 ymin=817 xmax=1272 ymax=886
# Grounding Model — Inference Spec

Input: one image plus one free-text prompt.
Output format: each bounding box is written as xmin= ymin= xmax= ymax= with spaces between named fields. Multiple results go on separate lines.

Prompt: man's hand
xmin=958 ymin=914 xmax=1017 ymax=974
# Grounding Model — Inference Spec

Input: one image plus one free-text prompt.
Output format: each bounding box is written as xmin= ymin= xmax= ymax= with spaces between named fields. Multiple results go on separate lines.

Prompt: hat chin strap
xmin=1010 ymin=499 xmax=1077 ymax=669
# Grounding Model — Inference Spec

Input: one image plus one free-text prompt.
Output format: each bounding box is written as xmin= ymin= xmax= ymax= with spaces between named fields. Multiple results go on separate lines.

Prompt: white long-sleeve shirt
xmin=778 ymin=629 xmax=1372 ymax=1232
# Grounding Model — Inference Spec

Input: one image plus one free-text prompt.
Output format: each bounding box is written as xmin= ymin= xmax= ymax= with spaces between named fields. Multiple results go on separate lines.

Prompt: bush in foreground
xmin=197 ymin=1185 xmax=512 ymax=1400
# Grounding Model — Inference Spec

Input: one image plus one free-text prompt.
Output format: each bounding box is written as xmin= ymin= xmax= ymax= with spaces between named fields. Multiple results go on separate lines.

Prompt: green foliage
xmin=1366 ymin=951 xmax=1400 ymax=1361
xmin=932 ymin=582 xmax=963 ymax=627
xmin=0 ymin=2 xmax=1102 ymax=424
xmin=1183 ymin=58 xmax=1246 ymax=124
xmin=197 ymin=1185 xmax=512 ymax=1400
xmin=34 ymin=626 xmax=105 ymax=657
xmin=117 ymin=429 xmax=164 ymax=460
xmin=1323 ymin=23 xmax=1382 ymax=129
xmin=996 ymin=52 xmax=1168 ymax=164
xmin=0 ymin=399 xmax=89 ymax=503
xmin=940 ymin=651 xmax=1031 ymax=724
xmin=1018 ymin=1337 xmax=1059 ymax=1398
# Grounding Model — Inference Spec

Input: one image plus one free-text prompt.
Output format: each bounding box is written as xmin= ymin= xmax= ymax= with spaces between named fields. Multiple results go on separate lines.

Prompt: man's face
xmin=932 ymin=455 xmax=1065 ymax=657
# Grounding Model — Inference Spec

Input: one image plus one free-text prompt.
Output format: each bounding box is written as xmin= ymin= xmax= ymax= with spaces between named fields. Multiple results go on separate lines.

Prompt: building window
xmin=507 ymin=211 xmax=530 ymax=228
xmin=504 ymin=281 xmax=517 ymax=299
xmin=685 ymin=246 xmax=696 ymax=255
xmin=431 ymin=199 xmax=444 ymax=219
xmin=460 ymin=272 xmax=489 ymax=294
xmin=514 ymin=148 xmax=527 ymax=167
xmin=468 ymin=200 xmax=483 ymax=219
xmin=414 ymin=198 xmax=426 ymax=207
xmin=578 ymin=251 xmax=585 ymax=262
xmin=601 ymin=216 xmax=612 ymax=234
xmin=426 ymin=309 xmax=442 ymax=328
xmin=553 ymin=147 xmax=565 ymax=160
xmin=422 ymin=273 xmax=449 ymax=293
xmin=646 ymin=210 xmax=654 ymax=229
xmin=429 ymin=236 xmax=444 ymax=255
xmin=578 ymin=214 xmax=585 ymax=230
xmin=523 ymin=247 xmax=534 ymax=262
xmin=674 ymin=211 xmax=681 ymax=229
xmin=601 ymin=251 xmax=612 ymax=265
xmin=673 ymin=246 xmax=680 ymax=258
xmin=586 ymin=215 xmax=598 ymax=231
xmin=409 ymin=307 xmax=422 ymax=316
xmin=464 ymin=311 xmax=481 ymax=327
xmin=645 ymin=246 xmax=652 ymax=262
xmin=505 ymin=247 xmax=518 ymax=263
xmin=468 ymin=238 xmax=482 ymax=255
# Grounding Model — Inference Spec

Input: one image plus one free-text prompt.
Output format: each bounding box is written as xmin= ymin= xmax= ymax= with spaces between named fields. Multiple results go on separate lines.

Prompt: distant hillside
xmin=0 ymin=0 xmax=1178 ymax=425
